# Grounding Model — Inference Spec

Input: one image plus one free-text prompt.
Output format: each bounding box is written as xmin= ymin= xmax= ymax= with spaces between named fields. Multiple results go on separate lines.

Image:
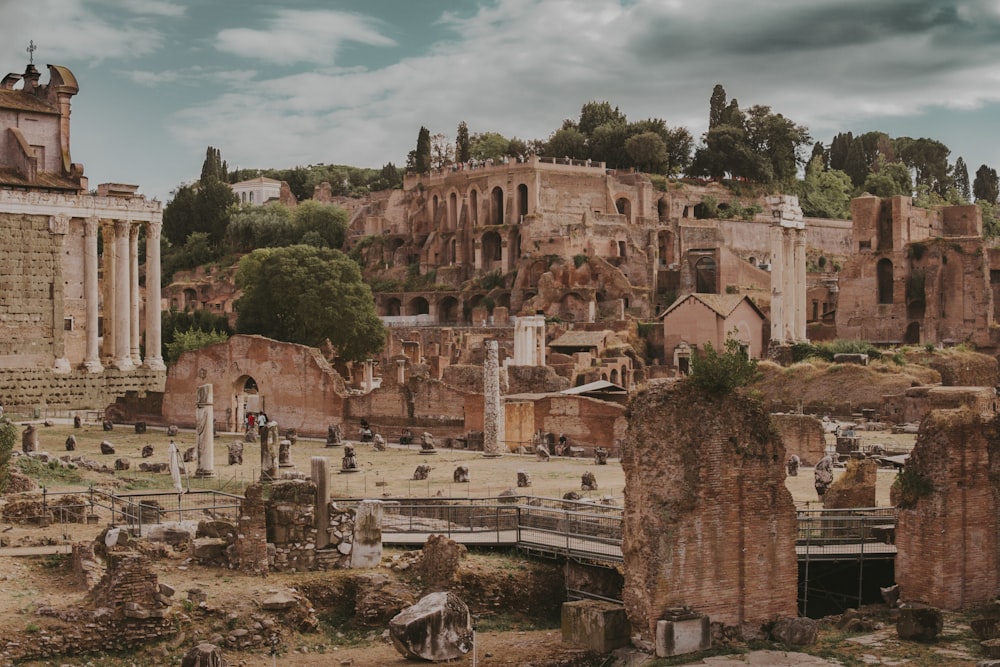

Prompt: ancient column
xmin=129 ymin=223 xmax=141 ymax=366
xmin=112 ymin=220 xmax=134 ymax=370
xmin=312 ymin=457 xmax=331 ymax=550
xmin=482 ymin=340 xmax=504 ymax=457
xmin=396 ymin=359 xmax=406 ymax=384
xmin=793 ymin=229 xmax=807 ymax=342
xmin=195 ymin=383 xmax=215 ymax=478
xmin=100 ymin=220 xmax=116 ymax=361
xmin=49 ymin=214 xmax=71 ymax=373
xmin=769 ymin=220 xmax=785 ymax=345
xmin=350 ymin=499 xmax=384 ymax=568
xmin=83 ymin=217 xmax=103 ymax=372
xmin=143 ymin=219 xmax=165 ymax=370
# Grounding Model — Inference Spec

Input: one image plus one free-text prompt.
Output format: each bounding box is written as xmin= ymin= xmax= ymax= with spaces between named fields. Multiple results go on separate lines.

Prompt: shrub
xmin=573 ymin=254 xmax=589 ymax=269
xmin=689 ymin=334 xmax=759 ymax=395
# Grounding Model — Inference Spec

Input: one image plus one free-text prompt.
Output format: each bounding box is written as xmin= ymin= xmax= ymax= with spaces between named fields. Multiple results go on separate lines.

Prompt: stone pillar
xmin=793 ymin=229 xmax=807 ymax=342
xmin=100 ymin=220 xmax=116 ymax=362
xmin=195 ymin=383 xmax=215 ymax=478
xmin=83 ymin=218 xmax=103 ymax=373
xmin=49 ymin=214 xmax=71 ymax=373
xmin=482 ymin=340 xmax=504 ymax=457
xmin=396 ymin=359 xmax=406 ymax=384
xmin=312 ymin=457 xmax=331 ymax=550
xmin=112 ymin=220 xmax=134 ymax=370
xmin=783 ymin=230 xmax=794 ymax=343
xmin=260 ymin=422 xmax=279 ymax=481
xmin=362 ymin=359 xmax=374 ymax=393
xmin=769 ymin=221 xmax=785 ymax=345
xmin=349 ymin=499 xmax=383 ymax=568
xmin=144 ymin=219 xmax=165 ymax=370
xmin=129 ymin=223 xmax=141 ymax=366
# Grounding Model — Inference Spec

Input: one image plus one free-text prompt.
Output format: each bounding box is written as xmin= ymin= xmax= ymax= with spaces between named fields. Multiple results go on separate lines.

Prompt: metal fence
xmin=796 ymin=507 xmax=897 ymax=558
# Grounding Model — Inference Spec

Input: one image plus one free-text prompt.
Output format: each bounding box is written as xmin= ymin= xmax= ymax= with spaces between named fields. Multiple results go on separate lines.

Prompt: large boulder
xmin=389 ymin=591 xmax=473 ymax=661
xmin=897 ymin=604 xmax=943 ymax=641
xmin=180 ymin=642 xmax=225 ymax=667
xmin=771 ymin=616 xmax=818 ymax=646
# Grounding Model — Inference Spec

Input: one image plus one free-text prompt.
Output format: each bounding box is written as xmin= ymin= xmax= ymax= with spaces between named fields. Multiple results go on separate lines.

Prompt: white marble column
xmin=794 ymin=229 xmax=807 ymax=342
xmin=49 ymin=214 xmax=71 ymax=373
xmin=112 ymin=219 xmax=134 ymax=370
xmin=195 ymin=383 xmax=216 ymax=478
xmin=769 ymin=222 xmax=785 ymax=345
xmin=100 ymin=221 xmax=116 ymax=362
xmin=129 ymin=223 xmax=141 ymax=366
xmin=83 ymin=218 xmax=103 ymax=372
xmin=144 ymin=219 xmax=165 ymax=370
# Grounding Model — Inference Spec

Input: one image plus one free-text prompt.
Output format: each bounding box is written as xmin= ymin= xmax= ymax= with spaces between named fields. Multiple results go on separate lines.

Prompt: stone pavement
xmin=677 ymin=651 xmax=840 ymax=666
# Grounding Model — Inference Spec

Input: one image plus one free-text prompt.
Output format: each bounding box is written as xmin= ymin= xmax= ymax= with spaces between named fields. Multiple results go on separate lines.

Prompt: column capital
xmin=129 ymin=222 xmax=140 ymax=240
xmin=113 ymin=219 xmax=129 ymax=236
xmin=84 ymin=217 xmax=99 ymax=236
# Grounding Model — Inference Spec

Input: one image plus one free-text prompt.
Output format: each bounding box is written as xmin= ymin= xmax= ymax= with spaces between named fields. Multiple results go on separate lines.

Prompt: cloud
xmin=96 ymin=0 xmax=187 ymax=18
xmin=215 ymin=9 xmax=397 ymax=66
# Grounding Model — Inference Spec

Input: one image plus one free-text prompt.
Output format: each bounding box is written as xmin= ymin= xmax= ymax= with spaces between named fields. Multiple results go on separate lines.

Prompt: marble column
xmin=83 ymin=218 xmax=103 ymax=372
xmin=144 ymin=219 xmax=165 ymax=370
xmin=101 ymin=221 xmax=116 ymax=362
xmin=482 ymin=340 xmax=504 ymax=457
xmin=794 ymin=229 xmax=807 ymax=342
xmin=195 ymin=383 xmax=216 ymax=478
xmin=129 ymin=223 xmax=141 ymax=366
xmin=49 ymin=214 xmax=71 ymax=373
xmin=312 ymin=457 xmax=331 ymax=550
xmin=112 ymin=220 xmax=134 ymax=370
xmin=769 ymin=222 xmax=785 ymax=345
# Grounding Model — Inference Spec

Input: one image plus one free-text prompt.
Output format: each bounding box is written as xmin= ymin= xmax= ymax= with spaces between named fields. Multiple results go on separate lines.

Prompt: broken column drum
xmin=195 ymin=383 xmax=215 ymax=478
xmin=482 ymin=339 xmax=505 ymax=457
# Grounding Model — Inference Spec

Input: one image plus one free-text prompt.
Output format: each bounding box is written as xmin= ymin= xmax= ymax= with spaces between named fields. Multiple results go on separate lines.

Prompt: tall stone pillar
xmin=49 ymin=214 xmax=71 ymax=373
xmin=783 ymin=231 xmax=795 ymax=344
xmin=350 ymin=500 xmax=384 ymax=568
xmin=195 ymin=383 xmax=215 ymax=478
xmin=83 ymin=218 xmax=103 ymax=372
xmin=312 ymin=457 xmax=331 ymax=550
xmin=396 ymin=359 xmax=406 ymax=384
xmin=129 ymin=224 xmax=141 ymax=366
xmin=100 ymin=221 xmax=116 ymax=362
xmin=793 ymin=229 xmax=807 ymax=342
xmin=769 ymin=221 xmax=785 ymax=345
xmin=482 ymin=340 xmax=504 ymax=457
xmin=143 ymin=219 xmax=165 ymax=370
xmin=112 ymin=220 xmax=134 ymax=370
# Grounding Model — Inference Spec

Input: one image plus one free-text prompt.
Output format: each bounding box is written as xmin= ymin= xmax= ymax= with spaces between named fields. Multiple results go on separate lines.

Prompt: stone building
xmin=659 ymin=293 xmax=767 ymax=373
xmin=837 ymin=194 xmax=997 ymax=347
xmin=229 ymin=176 xmax=282 ymax=206
xmin=0 ymin=60 xmax=164 ymax=411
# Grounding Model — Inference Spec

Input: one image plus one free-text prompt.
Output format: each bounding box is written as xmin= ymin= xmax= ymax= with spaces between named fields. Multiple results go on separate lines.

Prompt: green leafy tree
xmin=235 ymin=245 xmax=385 ymax=361
xmin=0 ymin=420 xmax=15 ymax=493
xmin=162 ymin=179 xmax=238 ymax=248
xmin=456 ymin=121 xmax=471 ymax=163
xmin=862 ymin=161 xmax=913 ymax=197
xmin=470 ymin=132 xmax=512 ymax=162
xmin=974 ymin=164 xmax=1000 ymax=204
xmin=291 ymin=200 xmax=348 ymax=249
xmin=545 ymin=127 xmax=588 ymax=160
xmin=896 ymin=137 xmax=952 ymax=196
xmin=578 ymin=101 xmax=626 ymax=136
xmin=165 ymin=328 xmax=229 ymax=364
xmin=624 ymin=131 xmax=667 ymax=173
xmin=689 ymin=333 xmax=759 ymax=395
xmin=663 ymin=126 xmax=693 ymax=176
xmin=430 ymin=132 xmax=454 ymax=169
xmin=372 ymin=163 xmax=402 ymax=191
xmin=161 ymin=307 xmax=233 ymax=362
xmin=225 ymin=204 xmax=295 ymax=252
xmin=588 ymin=121 xmax=630 ymax=167
xmin=953 ymin=157 xmax=971 ymax=202
xmin=200 ymin=146 xmax=225 ymax=182
xmin=799 ymin=156 xmax=852 ymax=219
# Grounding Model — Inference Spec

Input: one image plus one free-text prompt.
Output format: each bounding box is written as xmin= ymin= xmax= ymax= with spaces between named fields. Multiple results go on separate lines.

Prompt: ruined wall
xmin=621 ymin=382 xmax=797 ymax=637
xmin=0 ymin=213 xmax=60 ymax=365
xmin=232 ymin=482 xmax=268 ymax=576
xmin=771 ymin=413 xmax=826 ymax=466
xmin=533 ymin=394 xmax=626 ymax=453
xmin=0 ymin=367 xmax=164 ymax=413
xmin=162 ymin=335 xmax=346 ymax=436
xmin=823 ymin=458 xmax=877 ymax=509
xmin=895 ymin=408 xmax=1000 ymax=609
xmin=881 ymin=386 xmax=997 ymax=425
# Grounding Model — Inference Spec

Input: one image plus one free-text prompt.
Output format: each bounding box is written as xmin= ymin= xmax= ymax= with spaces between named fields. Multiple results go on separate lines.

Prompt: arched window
xmin=877 ymin=258 xmax=893 ymax=305
xmin=517 ymin=184 xmax=528 ymax=219
xmin=695 ymin=256 xmax=718 ymax=294
xmin=491 ymin=187 xmax=504 ymax=226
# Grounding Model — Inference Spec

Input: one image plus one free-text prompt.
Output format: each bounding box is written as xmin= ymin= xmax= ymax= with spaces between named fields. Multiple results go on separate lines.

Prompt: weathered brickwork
xmin=0 ymin=367 xmax=164 ymax=413
xmin=0 ymin=213 xmax=59 ymax=361
xmin=771 ymin=413 xmax=827 ymax=466
xmin=895 ymin=408 xmax=1000 ymax=609
xmin=621 ymin=382 xmax=797 ymax=638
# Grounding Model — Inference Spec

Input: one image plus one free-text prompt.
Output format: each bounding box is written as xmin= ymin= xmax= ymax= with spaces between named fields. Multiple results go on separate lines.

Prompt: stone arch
xmin=491 ymin=186 xmax=504 ymax=226
xmin=382 ymin=297 xmax=401 ymax=317
xmin=449 ymin=192 xmax=458 ymax=231
xmin=620 ymin=364 xmax=628 ymax=383
xmin=183 ymin=288 xmax=198 ymax=309
xmin=482 ymin=230 xmax=502 ymax=263
xmin=432 ymin=195 xmax=440 ymax=224
xmin=695 ymin=256 xmax=718 ymax=294
xmin=406 ymin=297 xmax=429 ymax=316
xmin=469 ymin=188 xmax=479 ymax=226
xmin=233 ymin=374 xmax=261 ymax=432
xmin=517 ymin=184 xmax=529 ymax=219
xmin=615 ymin=197 xmax=632 ymax=223
xmin=610 ymin=368 xmax=619 ymax=384
xmin=438 ymin=296 xmax=461 ymax=324
xmin=904 ymin=321 xmax=921 ymax=345
xmin=877 ymin=258 xmax=893 ymax=305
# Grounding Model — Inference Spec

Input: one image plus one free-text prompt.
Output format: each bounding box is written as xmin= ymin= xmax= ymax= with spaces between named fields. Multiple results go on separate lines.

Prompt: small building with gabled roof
xmin=659 ymin=293 xmax=767 ymax=373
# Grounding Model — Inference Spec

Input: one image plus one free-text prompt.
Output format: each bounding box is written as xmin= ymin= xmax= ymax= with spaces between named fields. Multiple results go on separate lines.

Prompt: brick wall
xmin=621 ymin=383 xmax=797 ymax=638
xmin=772 ymin=413 xmax=827 ymax=466
xmin=0 ymin=367 xmax=164 ymax=414
xmin=895 ymin=408 xmax=1000 ymax=609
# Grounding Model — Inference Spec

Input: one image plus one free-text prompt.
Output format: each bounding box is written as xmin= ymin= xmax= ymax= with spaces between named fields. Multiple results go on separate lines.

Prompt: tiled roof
xmin=659 ymin=293 xmax=765 ymax=320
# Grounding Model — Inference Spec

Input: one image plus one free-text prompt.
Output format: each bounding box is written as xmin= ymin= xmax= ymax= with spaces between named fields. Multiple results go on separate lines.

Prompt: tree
xmin=225 ymin=204 xmax=295 ymax=252
xmin=708 ymin=84 xmax=727 ymax=130
xmin=165 ymin=328 xmax=229 ymax=364
xmin=234 ymin=245 xmax=385 ymax=362
xmin=799 ymin=156 xmax=852 ymax=219
xmin=689 ymin=333 xmax=759 ymax=395
xmin=862 ymin=161 xmax=912 ymax=198
xmin=663 ymin=126 xmax=693 ymax=176
xmin=896 ymin=137 xmax=951 ymax=195
xmin=588 ymin=121 xmax=630 ymax=168
xmin=953 ymin=157 xmax=971 ymax=202
xmin=624 ymin=132 xmax=667 ymax=173
xmin=974 ymin=164 xmax=1000 ymax=205
xmin=161 ymin=307 xmax=233 ymax=362
xmin=470 ymin=132 xmax=512 ymax=162
xmin=407 ymin=126 xmax=431 ymax=173
xmin=456 ymin=121 xmax=471 ymax=164
xmin=162 ymin=178 xmax=239 ymax=248
xmin=430 ymin=132 xmax=454 ymax=169
xmin=828 ymin=132 xmax=853 ymax=172
xmin=545 ymin=127 xmax=588 ymax=160
xmin=291 ymin=200 xmax=348 ymax=249
xmin=843 ymin=138 xmax=869 ymax=187
xmin=200 ymin=146 xmax=224 ymax=183
xmin=578 ymin=101 xmax=626 ymax=136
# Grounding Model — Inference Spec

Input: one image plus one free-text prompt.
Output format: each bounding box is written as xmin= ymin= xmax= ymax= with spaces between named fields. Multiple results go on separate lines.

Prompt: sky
xmin=3 ymin=0 xmax=1000 ymax=203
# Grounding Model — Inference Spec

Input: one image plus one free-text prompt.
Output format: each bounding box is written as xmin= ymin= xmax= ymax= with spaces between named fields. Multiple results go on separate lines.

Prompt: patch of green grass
xmin=17 ymin=457 xmax=83 ymax=486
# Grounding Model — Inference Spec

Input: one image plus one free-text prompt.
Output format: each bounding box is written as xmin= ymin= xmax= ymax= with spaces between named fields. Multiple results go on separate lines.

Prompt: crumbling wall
xmin=621 ymin=382 xmax=797 ymax=639
xmin=232 ymin=483 xmax=268 ymax=576
xmin=895 ymin=408 xmax=1000 ymax=609
xmin=823 ymin=458 xmax=877 ymax=508
xmin=771 ymin=413 xmax=826 ymax=466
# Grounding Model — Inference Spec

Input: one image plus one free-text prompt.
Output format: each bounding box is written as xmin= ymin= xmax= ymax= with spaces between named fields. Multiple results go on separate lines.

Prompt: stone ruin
xmin=771 ymin=413 xmax=827 ymax=466
xmin=517 ymin=470 xmax=531 ymax=487
xmin=390 ymin=591 xmax=473 ymax=662
xmin=420 ymin=431 xmax=437 ymax=453
xmin=594 ymin=447 xmax=609 ymax=465
xmin=786 ymin=455 xmax=800 ymax=476
xmin=227 ymin=441 xmax=243 ymax=465
xmin=372 ymin=433 xmax=387 ymax=451
xmin=65 ymin=434 xmax=76 ymax=451
xmin=141 ymin=445 xmax=154 ymax=458
xmin=453 ymin=465 xmax=469 ymax=483
xmin=536 ymin=443 xmax=550 ymax=461
xmin=621 ymin=382 xmax=797 ymax=640
xmin=22 ymin=424 xmax=38 ymax=453
xmin=895 ymin=407 xmax=1000 ymax=610
xmin=581 ymin=471 xmax=598 ymax=491
xmin=100 ymin=440 xmax=115 ymax=455
xmin=814 ymin=454 xmax=834 ymax=498
xmin=413 ymin=464 xmax=432 ymax=481
xmin=341 ymin=444 xmax=359 ymax=472
xmin=326 ymin=422 xmax=342 ymax=446
xmin=415 ymin=534 xmax=467 ymax=588
xmin=823 ymin=458 xmax=877 ymax=509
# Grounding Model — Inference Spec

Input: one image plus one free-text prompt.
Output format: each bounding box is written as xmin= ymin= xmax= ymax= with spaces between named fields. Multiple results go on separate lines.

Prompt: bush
xmin=165 ymin=328 xmax=229 ymax=364
xmin=689 ymin=335 xmax=759 ymax=395
xmin=0 ymin=420 xmax=16 ymax=493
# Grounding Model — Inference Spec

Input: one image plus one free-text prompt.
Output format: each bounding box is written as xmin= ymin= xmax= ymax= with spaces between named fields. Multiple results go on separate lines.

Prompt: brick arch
xmin=614 ymin=195 xmax=632 ymax=223
xmin=405 ymin=296 xmax=429 ymax=316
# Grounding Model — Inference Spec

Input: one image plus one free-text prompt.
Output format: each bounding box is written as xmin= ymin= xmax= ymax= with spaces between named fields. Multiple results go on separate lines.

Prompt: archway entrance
xmin=233 ymin=375 xmax=263 ymax=433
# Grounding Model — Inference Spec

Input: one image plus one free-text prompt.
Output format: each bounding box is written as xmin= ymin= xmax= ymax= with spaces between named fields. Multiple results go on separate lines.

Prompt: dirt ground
xmin=0 ymin=419 xmax=916 ymax=666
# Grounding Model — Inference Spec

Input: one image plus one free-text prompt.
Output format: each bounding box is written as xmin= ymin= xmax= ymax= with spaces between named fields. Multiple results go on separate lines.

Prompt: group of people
xmin=244 ymin=412 xmax=269 ymax=431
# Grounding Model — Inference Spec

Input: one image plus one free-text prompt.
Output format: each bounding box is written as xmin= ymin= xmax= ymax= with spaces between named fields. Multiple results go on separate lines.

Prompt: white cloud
xmin=215 ymin=9 xmax=397 ymax=66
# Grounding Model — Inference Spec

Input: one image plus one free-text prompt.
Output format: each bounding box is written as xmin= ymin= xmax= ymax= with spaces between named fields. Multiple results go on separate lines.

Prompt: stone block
xmin=897 ymin=604 xmax=943 ymax=641
xmin=655 ymin=609 xmax=710 ymax=657
xmin=561 ymin=600 xmax=630 ymax=653
xmin=390 ymin=591 xmax=473 ymax=661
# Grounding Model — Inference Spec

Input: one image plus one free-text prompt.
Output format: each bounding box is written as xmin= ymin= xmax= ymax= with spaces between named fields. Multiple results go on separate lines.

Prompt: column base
xmin=194 ymin=469 xmax=216 ymax=479
xmin=84 ymin=359 xmax=104 ymax=373
xmin=144 ymin=357 xmax=166 ymax=371
xmin=112 ymin=357 xmax=135 ymax=371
